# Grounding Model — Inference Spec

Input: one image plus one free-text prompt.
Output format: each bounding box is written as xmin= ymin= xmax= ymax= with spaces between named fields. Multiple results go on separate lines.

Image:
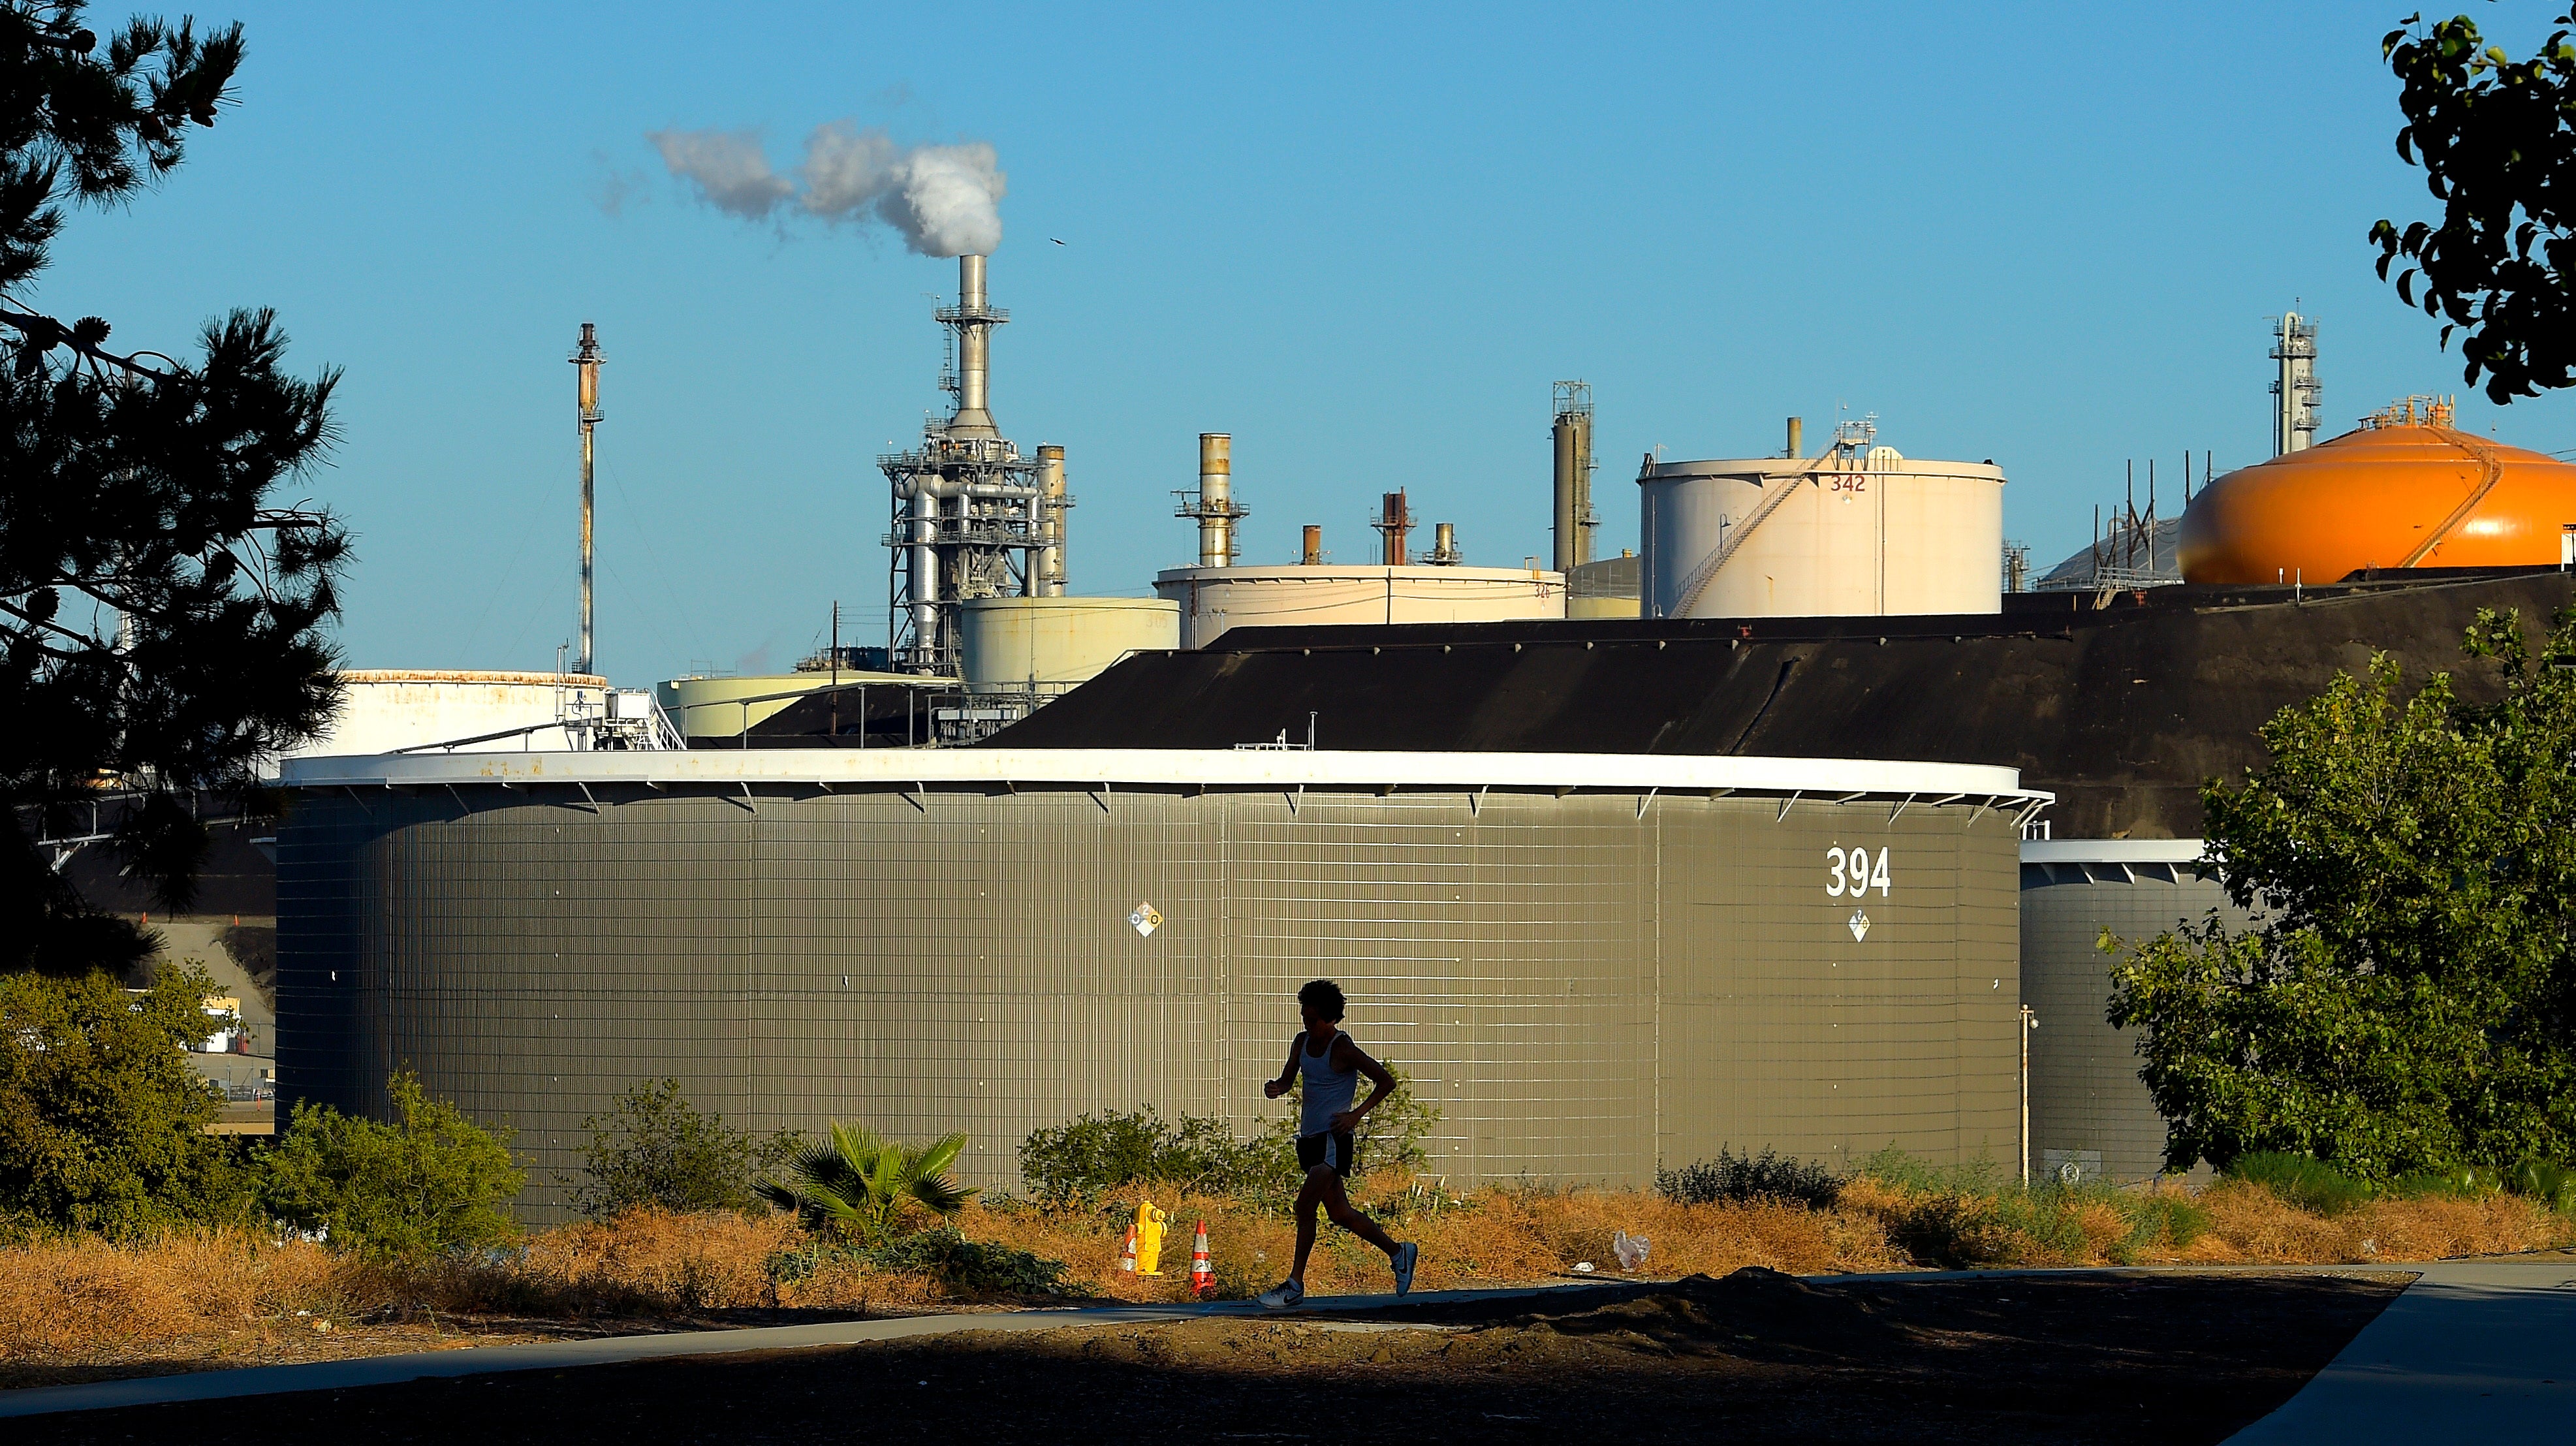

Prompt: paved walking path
xmin=2225 ymin=1256 xmax=2576 ymax=1439
xmin=0 ymin=1283 xmax=1561 ymax=1419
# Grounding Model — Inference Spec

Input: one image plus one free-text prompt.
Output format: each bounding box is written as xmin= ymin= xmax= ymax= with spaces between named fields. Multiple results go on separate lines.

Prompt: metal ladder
xmin=1670 ymin=467 xmax=1815 ymax=616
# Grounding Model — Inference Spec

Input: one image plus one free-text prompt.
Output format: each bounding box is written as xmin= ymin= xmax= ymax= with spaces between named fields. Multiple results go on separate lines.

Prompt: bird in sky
xmin=1051 ymin=237 xmax=1066 ymax=245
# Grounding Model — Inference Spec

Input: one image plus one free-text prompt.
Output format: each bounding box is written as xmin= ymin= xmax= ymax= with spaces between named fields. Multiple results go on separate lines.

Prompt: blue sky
xmin=34 ymin=1 xmax=2576 ymax=682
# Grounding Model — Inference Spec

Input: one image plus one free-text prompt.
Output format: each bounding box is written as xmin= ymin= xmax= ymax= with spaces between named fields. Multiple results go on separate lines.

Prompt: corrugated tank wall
xmin=2018 ymin=848 xmax=2251 ymax=1182
xmin=279 ymin=783 xmax=2022 ymax=1220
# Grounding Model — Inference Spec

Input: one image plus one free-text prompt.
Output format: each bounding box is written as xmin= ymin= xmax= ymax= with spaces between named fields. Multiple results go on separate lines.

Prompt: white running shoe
xmin=1257 ymin=1278 xmax=1305 ymax=1310
xmin=1392 ymin=1241 xmax=1419 ymax=1297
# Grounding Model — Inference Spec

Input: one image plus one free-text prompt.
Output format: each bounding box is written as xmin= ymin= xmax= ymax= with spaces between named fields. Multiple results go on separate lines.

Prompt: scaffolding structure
xmin=879 ymin=255 xmax=1063 ymax=676
xmin=2272 ymin=311 xmax=2321 ymax=456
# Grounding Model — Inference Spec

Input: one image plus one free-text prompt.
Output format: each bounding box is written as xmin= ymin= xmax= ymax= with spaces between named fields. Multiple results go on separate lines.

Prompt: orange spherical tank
xmin=2178 ymin=409 xmax=2576 ymax=584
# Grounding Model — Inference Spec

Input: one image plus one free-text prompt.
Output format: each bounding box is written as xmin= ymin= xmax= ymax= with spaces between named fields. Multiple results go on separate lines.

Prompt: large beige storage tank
xmin=657 ymin=670 xmax=917 ymax=737
xmin=1154 ymin=565 xmax=1565 ymax=650
xmin=283 ymin=670 xmax=609 ymax=760
xmin=959 ymin=597 xmax=1181 ymax=691
xmin=1641 ymin=448 xmax=2005 ymax=618
xmin=1567 ymin=554 xmax=1642 ymax=620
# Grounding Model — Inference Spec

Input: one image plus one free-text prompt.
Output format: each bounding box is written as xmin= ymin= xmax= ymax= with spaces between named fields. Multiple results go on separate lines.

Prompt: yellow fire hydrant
xmin=1133 ymin=1201 xmax=1169 ymax=1276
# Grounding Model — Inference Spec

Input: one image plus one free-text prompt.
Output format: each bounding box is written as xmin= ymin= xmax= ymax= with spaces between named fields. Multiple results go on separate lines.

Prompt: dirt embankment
xmin=7 ymin=1268 xmax=2413 ymax=1445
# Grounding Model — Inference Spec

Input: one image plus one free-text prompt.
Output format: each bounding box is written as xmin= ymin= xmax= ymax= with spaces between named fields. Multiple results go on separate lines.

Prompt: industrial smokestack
xmin=1036 ymin=444 xmax=1068 ymax=595
xmin=1552 ymin=381 xmax=1595 ymax=573
xmin=570 ymin=322 xmax=604 ymax=676
xmin=1197 ymin=433 xmax=1235 ymax=566
xmin=1786 ymin=417 xmax=1803 ymax=459
xmin=1377 ymin=490 xmax=1413 ymax=565
xmin=1301 ymin=524 xmax=1323 ymax=565
xmin=947 ymin=254 xmax=999 ymax=441
xmin=1431 ymin=522 xmax=1460 ymax=565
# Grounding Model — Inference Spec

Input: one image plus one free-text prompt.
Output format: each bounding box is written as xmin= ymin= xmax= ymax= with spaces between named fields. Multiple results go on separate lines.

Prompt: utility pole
xmin=571 ymin=322 xmax=605 ymax=676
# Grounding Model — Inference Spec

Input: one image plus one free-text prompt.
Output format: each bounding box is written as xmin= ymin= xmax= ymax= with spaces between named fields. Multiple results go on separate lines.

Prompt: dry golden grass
xmin=1832 ymin=1173 xmax=2574 ymax=1268
xmin=2183 ymin=1182 xmax=2572 ymax=1265
xmin=3 ymin=1176 xmax=2568 ymax=1381
xmin=968 ymin=1171 xmax=1907 ymax=1303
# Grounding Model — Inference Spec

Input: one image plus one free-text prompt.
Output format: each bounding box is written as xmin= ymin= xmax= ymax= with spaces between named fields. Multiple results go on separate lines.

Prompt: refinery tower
xmin=879 ymin=255 xmax=1070 ymax=675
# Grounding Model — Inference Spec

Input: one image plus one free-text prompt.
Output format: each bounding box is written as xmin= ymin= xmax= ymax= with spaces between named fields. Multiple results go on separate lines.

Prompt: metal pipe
xmin=570 ymin=322 xmax=603 ymax=676
xmin=911 ymin=487 xmax=940 ymax=653
xmin=1036 ymin=444 xmax=1067 ymax=595
xmin=1785 ymin=417 xmax=1802 ymax=460
xmin=1570 ymin=408 xmax=1593 ymax=568
xmin=1198 ymin=433 xmax=1234 ymax=567
xmin=1552 ymin=411 xmax=1578 ymax=572
xmin=1301 ymin=524 xmax=1322 ymax=565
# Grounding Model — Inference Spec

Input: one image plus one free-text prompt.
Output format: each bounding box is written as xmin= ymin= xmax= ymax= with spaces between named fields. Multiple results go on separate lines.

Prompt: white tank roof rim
xmin=2021 ymin=838 xmax=2205 ymax=864
xmin=279 ymin=747 xmax=2046 ymax=810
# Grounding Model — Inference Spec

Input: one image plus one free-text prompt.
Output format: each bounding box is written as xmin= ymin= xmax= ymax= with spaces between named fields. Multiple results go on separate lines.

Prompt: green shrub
xmin=0 ymin=964 xmax=250 ymax=1236
xmin=2387 ymin=1163 xmax=2504 ymax=1199
xmin=1883 ymin=1191 xmax=2024 ymax=1268
xmin=2113 ymin=1193 xmax=2212 ymax=1263
xmin=1656 ymin=1146 xmax=1844 ymax=1209
xmin=2223 ymin=1152 xmax=2373 ymax=1215
xmin=1020 ymin=1105 xmax=1292 ymax=1206
xmin=255 ymin=1070 xmax=524 ymax=1257
xmin=1853 ymin=1146 xmax=2006 ymax=1197
xmin=568 ymin=1077 xmax=799 ymax=1218
xmin=768 ymin=1227 xmax=1076 ymax=1297
xmin=2507 ymin=1159 xmax=2576 ymax=1212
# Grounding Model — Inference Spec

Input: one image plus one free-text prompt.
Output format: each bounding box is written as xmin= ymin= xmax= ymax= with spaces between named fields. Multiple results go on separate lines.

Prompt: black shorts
xmin=1296 ymin=1129 xmax=1358 ymax=1179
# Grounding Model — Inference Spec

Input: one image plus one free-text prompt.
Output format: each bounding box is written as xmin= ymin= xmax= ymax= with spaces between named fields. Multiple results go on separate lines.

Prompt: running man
xmin=1256 ymin=979 xmax=1419 ymax=1309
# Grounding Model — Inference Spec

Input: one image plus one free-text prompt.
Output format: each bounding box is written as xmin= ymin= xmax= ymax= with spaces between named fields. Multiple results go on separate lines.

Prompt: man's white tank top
xmin=1299 ymin=1029 xmax=1357 ymax=1139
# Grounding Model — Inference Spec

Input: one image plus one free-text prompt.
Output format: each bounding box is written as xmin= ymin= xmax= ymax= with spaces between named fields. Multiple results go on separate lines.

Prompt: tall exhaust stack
xmin=1375 ymin=490 xmax=1413 ymax=565
xmin=1301 ymin=524 xmax=1323 ymax=565
xmin=1552 ymin=381 xmax=1595 ymax=572
xmin=881 ymin=254 xmax=1045 ymax=675
xmin=1178 ymin=432 xmax=1248 ymax=565
xmin=1035 ymin=444 xmax=1069 ymax=595
xmin=570 ymin=322 xmax=603 ymax=675
xmin=944 ymin=255 xmax=1003 ymax=440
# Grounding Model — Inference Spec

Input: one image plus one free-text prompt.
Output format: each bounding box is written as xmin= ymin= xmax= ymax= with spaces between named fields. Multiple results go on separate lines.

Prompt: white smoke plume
xmin=646 ymin=129 xmax=792 ymax=219
xmin=648 ymin=121 xmax=1005 ymax=257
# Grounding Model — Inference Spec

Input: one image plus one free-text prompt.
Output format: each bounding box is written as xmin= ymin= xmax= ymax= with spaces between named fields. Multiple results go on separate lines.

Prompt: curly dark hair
xmin=1296 ymin=979 xmax=1347 ymax=1021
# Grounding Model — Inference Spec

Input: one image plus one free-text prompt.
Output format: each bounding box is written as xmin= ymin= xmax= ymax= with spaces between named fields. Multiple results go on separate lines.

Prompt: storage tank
xmin=2020 ymin=839 xmax=2250 ymax=1183
xmin=283 ymin=670 xmax=610 ymax=759
xmin=2178 ymin=398 xmax=2576 ymax=584
xmin=276 ymin=746 xmax=2040 ymax=1217
xmin=959 ymin=596 xmax=1180 ymax=691
xmin=1567 ymin=554 xmax=1641 ymax=620
xmin=657 ymin=670 xmax=917 ymax=738
xmin=1641 ymin=441 xmax=2005 ymax=619
xmin=1154 ymin=565 xmax=1565 ymax=650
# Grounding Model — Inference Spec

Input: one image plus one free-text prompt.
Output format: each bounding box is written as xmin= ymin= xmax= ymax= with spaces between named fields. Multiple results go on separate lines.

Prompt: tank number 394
xmin=1826 ymin=846 xmax=1891 ymax=897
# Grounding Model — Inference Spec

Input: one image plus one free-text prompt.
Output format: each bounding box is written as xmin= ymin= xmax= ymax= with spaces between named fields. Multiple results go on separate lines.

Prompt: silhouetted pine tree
xmin=1 ymin=3 xmax=345 ymax=976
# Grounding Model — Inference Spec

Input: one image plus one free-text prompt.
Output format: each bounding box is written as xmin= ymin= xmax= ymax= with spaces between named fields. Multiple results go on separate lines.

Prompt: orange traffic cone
xmin=1118 ymin=1225 xmax=1138 ymax=1273
xmin=1188 ymin=1219 xmax=1214 ymax=1298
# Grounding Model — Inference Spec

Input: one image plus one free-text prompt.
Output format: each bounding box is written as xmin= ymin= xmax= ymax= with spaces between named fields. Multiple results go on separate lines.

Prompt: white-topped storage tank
xmin=959 ymin=596 xmax=1180 ymax=691
xmin=283 ymin=670 xmax=612 ymax=760
xmin=1641 ymin=427 xmax=2004 ymax=619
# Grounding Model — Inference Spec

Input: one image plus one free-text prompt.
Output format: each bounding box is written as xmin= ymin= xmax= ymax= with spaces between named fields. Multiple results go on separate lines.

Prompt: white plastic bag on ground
xmin=1612 ymin=1230 xmax=1650 ymax=1270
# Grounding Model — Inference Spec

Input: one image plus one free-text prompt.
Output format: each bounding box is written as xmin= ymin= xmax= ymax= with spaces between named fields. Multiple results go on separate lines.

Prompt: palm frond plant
xmin=755 ymin=1124 xmax=976 ymax=1242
